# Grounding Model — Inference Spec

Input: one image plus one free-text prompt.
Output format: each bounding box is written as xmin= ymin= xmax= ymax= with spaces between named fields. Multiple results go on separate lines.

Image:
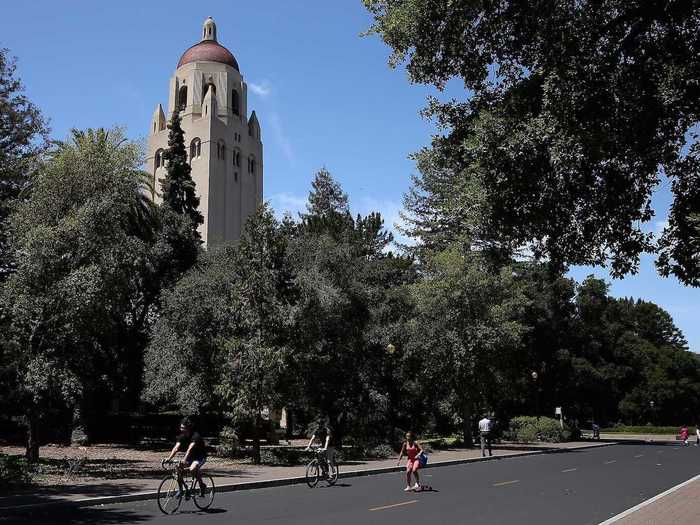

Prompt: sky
xmin=1 ymin=1 xmax=697 ymax=352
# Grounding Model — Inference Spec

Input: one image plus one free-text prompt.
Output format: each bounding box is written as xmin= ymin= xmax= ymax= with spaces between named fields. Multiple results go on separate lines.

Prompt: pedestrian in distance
xmin=478 ymin=414 xmax=493 ymax=457
xmin=397 ymin=431 xmax=428 ymax=492
xmin=680 ymin=425 xmax=689 ymax=446
xmin=592 ymin=421 xmax=600 ymax=440
xmin=695 ymin=424 xmax=700 ymax=446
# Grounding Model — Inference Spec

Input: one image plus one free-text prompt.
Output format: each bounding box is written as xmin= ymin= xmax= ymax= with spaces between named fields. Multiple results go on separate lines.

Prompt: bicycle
xmin=157 ymin=459 xmax=215 ymax=514
xmin=305 ymin=448 xmax=339 ymax=488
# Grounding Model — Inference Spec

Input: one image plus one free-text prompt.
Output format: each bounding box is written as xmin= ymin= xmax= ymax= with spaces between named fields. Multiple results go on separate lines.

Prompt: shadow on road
xmin=0 ymin=506 xmax=150 ymax=525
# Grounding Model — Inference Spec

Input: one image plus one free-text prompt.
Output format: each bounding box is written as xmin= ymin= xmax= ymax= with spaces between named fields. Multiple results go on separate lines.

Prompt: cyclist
xmin=397 ymin=431 xmax=423 ymax=491
xmin=164 ymin=417 xmax=208 ymax=496
xmin=305 ymin=424 xmax=335 ymax=474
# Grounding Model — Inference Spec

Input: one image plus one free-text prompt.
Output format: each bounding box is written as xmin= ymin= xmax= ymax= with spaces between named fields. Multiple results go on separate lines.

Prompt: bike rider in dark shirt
xmin=305 ymin=423 xmax=336 ymax=472
xmin=164 ymin=417 xmax=207 ymax=493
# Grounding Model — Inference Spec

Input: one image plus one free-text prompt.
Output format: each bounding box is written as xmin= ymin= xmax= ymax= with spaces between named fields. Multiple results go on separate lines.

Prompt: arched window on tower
xmin=220 ymin=142 xmax=226 ymax=161
xmin=203 ymin=82 xmax=216 ymax=102
xmin=249 ymin=156 xmax=257 ymax=175
xmin=232 ymin=89 xmax=240 ymax=116
xmin=190 ymin=138 xmax=201 ymax=161
xmin=178 ymin=85 xmax=188 ymax=112
xmin=155 ymin=149 xmax=164 ymax=170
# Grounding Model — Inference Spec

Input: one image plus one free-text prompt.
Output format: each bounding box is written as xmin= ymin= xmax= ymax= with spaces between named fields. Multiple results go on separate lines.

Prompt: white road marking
xmin=369 ymin=500 xmax=418 ymax=512
xmin=597 ymin=473 xmax=700 ymax=524
xmin=493 ymin=480 xmax=520 ymax=487
xmin=634 ymin=454 xmax=644 ymax=458
xmin=604 ymin=460 xmax=617 ymax=465
xmin=562 ymin=468 xmax=578 ymax=473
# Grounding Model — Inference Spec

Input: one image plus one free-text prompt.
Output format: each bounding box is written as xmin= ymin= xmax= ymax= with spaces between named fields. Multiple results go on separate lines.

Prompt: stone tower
xmin=148 ymin=17 xmax=263 ymax=245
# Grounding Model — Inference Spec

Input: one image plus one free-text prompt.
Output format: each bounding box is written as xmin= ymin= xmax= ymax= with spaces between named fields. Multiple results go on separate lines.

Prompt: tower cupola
xmin=202 ymin=16 xmax=217 ymax=41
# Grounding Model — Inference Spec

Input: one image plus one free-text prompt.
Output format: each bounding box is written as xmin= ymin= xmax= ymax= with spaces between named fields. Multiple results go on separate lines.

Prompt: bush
xmin=0 ymin=455 xmax=33 ymax=486
xmin=259 ymin=448 xmax=311 ymax=466
xmin=365 ymin=444 xmax=395 ymax=459
xmin=506 ymin=416 xmax=571 ymax=443
xmin=215 ymin=426 xmax=240 ymax=458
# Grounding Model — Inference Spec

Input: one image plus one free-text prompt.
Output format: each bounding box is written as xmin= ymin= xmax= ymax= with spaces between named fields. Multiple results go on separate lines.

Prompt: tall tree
xmin=408 ymin=248 xmax=529 ymax=446
xmin=1 ymin=128 xmax=159 ymax=460
xmin=217 ymin=204 xmax=294 ymax=464
xmin=364 ymin=0 xmax=700 ymax=277
xmin=0 ymin=48 xmax=49 ymax=279
xmin=160 ymin=111 xmax=203 ymax=231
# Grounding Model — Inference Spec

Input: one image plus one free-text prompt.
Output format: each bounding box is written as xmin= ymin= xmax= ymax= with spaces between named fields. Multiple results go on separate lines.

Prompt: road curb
xmin=0 ymin=442 xmax=617 ymax=514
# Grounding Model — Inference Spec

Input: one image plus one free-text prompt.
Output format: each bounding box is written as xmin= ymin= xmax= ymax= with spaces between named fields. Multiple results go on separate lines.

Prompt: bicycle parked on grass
xmin=305 ymin=448 xmax=339 ymax=488
xmin=157 ymin=459 xmax=215 ymax=514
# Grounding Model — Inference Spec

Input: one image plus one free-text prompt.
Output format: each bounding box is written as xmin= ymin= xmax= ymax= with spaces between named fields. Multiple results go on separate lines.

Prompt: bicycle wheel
xmin=305 ymin=459 xmax=320 ymax=488
xmin=193 ymin=474 xmax=215 ymax=510
xmin=157 ymin=475 xmax=183 ymax=514
xmin=326 ymin=460 xmax=339 ymax=486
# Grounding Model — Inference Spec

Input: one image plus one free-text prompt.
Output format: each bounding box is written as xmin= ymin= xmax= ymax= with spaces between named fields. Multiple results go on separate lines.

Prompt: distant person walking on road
xmin=695 ymin=424 xmax=700 ymax=446
xmin=397 ymin=432 xmax=423 ymax=491
xmin=479 ymin=415 xmax=493 ymax=457
xmin=680 ymin=425 xmax=689 ymax=446
xmin=592 ymin=422 xmax=600 ymax=440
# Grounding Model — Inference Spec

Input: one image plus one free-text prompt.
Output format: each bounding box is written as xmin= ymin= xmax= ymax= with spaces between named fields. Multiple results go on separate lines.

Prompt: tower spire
xmin=202 ymin=16 xmax=217 ymax=42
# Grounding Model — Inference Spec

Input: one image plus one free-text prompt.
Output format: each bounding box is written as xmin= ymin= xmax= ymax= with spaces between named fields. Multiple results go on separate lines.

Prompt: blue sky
xmin=2 ymin=1 xmax=697 ymax=352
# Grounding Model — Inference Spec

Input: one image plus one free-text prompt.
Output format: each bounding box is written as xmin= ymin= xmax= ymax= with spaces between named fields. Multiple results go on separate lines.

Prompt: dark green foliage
xmin=160 ymin=111 xmax=203 ymax=231
xmin=506 ymin=416 xmax=571 ymax=443
xmin=657 ymin=140 xmax=700 ymax=287
xmin=0 ymin=454 xmax=32 ymax=486
xmin=364 ymin=0 xmax=700 ymax=277
xmin=0 ymin=48 xmax=49 ymax=280
xmin=1 ymin=128 xmax=202 ymax=461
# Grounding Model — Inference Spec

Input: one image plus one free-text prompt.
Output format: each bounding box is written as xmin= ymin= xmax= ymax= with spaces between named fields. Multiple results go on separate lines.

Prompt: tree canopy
xmin=364 ymin=0 xmax=700 ymax=279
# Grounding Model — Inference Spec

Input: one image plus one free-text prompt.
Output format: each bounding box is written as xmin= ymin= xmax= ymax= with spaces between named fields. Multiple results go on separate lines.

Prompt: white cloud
xmin=248 ymin=81 xmax=272 ymax=98
xmin=355 ymin=196 xmax=414 ymax=248
xmin=270 ymin=112 xmax=295 ymax=164
xmin=652 ymin=219 xmax=669 ymax=240
xmin=268 ymin=192 xmax=307 ymax=219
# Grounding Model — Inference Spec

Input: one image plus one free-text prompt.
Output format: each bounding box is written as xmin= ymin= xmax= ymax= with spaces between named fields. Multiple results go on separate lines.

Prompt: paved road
xmin=5 ymin=443 xmax=700 ymax=525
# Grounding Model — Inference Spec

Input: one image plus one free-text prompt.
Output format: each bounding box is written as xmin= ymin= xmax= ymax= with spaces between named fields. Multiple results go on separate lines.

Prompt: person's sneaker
xmin=404 ymin=485 xmax=412 ymax=492
xmin=411 ymin=483 xmax=420 ymax=491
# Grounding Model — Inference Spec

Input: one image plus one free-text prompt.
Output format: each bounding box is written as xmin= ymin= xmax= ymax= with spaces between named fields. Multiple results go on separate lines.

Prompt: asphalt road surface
xmin=5 ymin=443 xmax=700 ymax=525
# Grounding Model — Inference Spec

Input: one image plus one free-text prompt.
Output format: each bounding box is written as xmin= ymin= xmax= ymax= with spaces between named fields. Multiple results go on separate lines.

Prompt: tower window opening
xmin=221 ymin=143 xmax=226 ymax=161
xmin=178 ymin=85 xmax=188 ymax=111
xmin=234 ymin=172 xmax=238 ymax=182
xmin=155 ymin=149 xmax=164 ymax=169
xmin=251 ymin=159 xmax=257 ymax=175
xmin=190 ymin=138 xmax=201 ymax=160
xmin=232 ymin=89 xmax=240 ymax=116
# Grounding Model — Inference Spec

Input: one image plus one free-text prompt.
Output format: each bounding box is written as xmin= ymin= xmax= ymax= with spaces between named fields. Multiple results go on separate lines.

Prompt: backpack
xmin=418 ymin=451 xmax=428 ymax=467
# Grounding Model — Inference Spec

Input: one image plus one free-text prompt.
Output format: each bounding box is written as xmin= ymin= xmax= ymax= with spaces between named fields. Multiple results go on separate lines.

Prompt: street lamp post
xmin=531 ymin=371 xmax=539 ymax=419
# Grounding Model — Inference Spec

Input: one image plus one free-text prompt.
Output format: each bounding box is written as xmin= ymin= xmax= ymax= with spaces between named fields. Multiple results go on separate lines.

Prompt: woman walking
xmin=397 ymin=431 xmax=423 ymax=491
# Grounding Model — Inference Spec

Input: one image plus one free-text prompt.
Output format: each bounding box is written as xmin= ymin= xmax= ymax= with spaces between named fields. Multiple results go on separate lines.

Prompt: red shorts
xmin=406 ymin=459 xmax=420 ymax=472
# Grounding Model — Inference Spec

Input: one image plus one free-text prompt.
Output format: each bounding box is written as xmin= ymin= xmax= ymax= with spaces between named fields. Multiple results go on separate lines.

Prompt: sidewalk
xmin=0 ymin=441 xmax=610 ymax=511
xmin=599 ymin=433 xmax=678 ymax=443
xmin=601 ymin=474 xmax=700 ymax=525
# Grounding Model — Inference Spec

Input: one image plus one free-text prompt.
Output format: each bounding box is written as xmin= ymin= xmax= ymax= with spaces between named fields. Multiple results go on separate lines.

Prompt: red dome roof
xmin=177 ymin=40 xmax=239 ymax=70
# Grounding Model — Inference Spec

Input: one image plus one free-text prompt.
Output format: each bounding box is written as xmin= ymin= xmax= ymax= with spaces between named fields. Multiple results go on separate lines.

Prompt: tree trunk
xmin=25 ymin=412 xmax=40 ymax=463
xmin=462 ymin=403 xmax=474 ymax=448
xmin=252 ymin=413 xmax=262 ymax=465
